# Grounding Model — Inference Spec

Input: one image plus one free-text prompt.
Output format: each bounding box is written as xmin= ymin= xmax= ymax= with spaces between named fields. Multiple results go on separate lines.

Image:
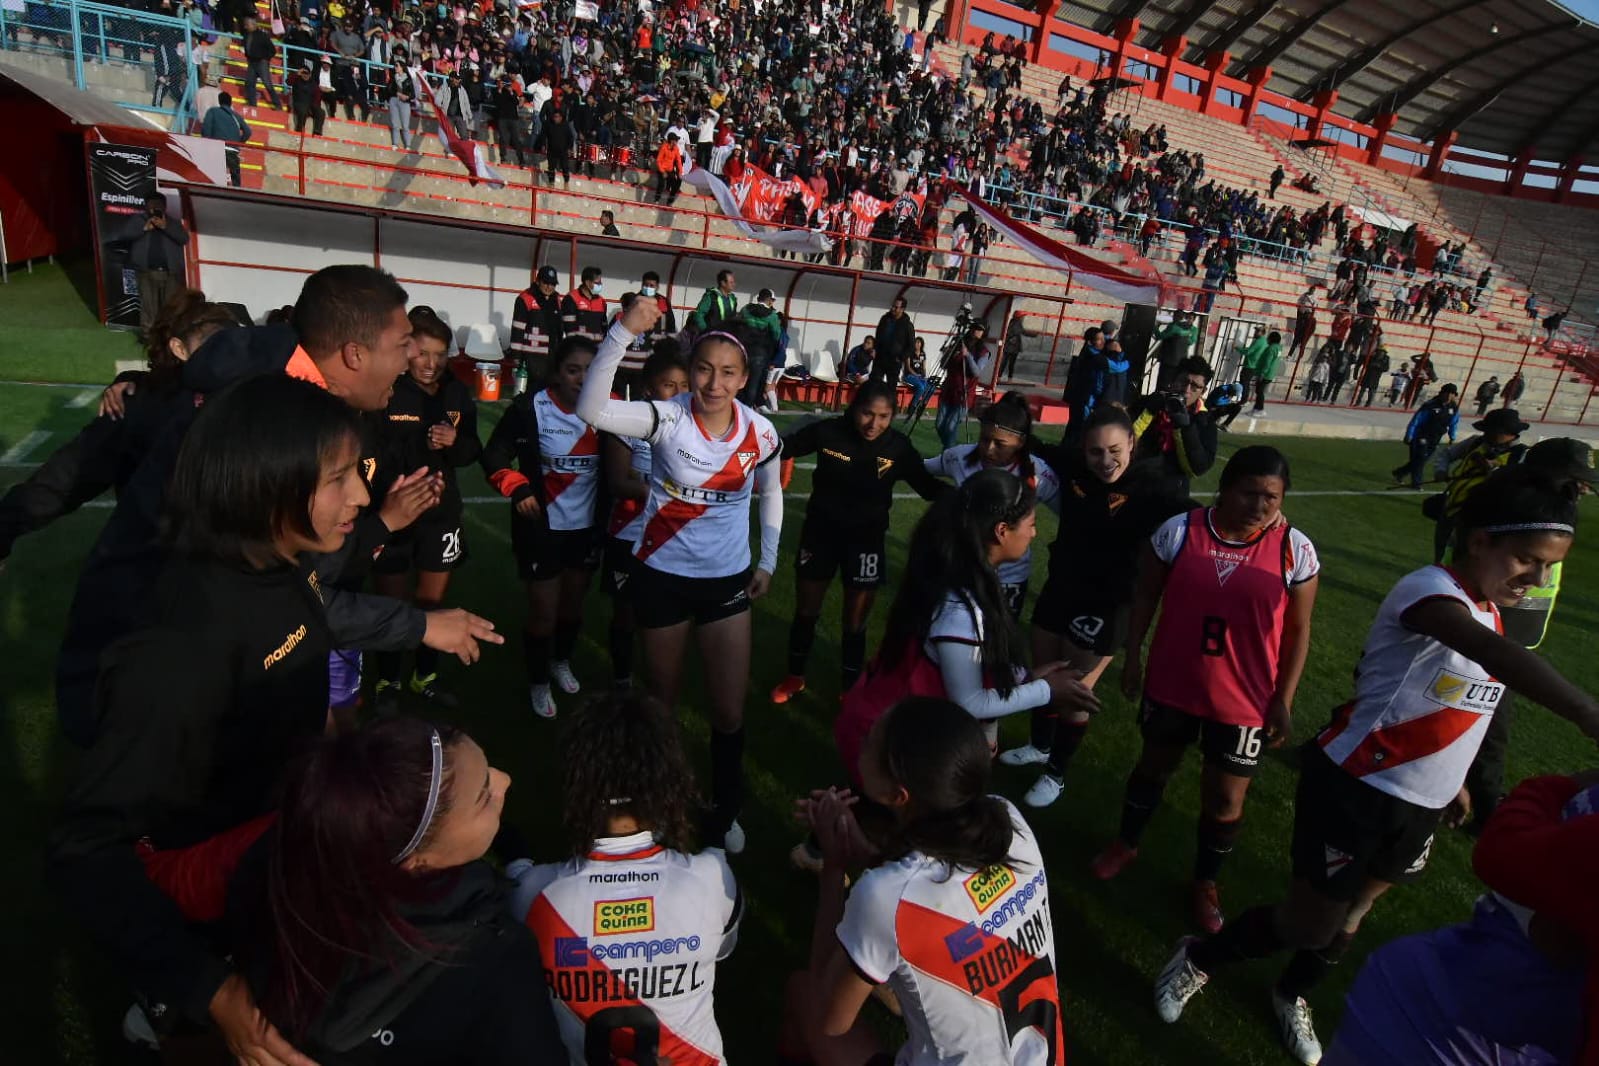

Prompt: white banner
xmin=683 ymin=167 xmax=833 ymax=256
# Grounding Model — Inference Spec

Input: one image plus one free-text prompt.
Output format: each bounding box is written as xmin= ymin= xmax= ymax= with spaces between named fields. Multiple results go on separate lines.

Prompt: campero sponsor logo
xmin=263 ymin=624 xmax=308 ymax=670
xmin=555 ymin=934 xmax=702 ymax=966
xmin=594 ymin=896 xmax=655 ymax=935
xmin=963 ymin=865 xmax=1017 ymax=913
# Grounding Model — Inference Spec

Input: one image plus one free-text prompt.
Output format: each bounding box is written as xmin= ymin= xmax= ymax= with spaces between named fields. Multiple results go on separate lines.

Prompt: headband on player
xmin=694 ymin=330 xmax=749 ymax=357
xmin=394 ymin=729 xmax=445 ymax=863
xmin=1480 ymin=522 xmax=1575 ymax=535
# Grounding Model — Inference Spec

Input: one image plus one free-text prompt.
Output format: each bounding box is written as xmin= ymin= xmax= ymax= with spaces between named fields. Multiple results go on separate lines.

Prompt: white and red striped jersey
xmin=633 ymin=395 xmax=781 ymax=578
xmin=836 ymin=800 xmax=1064 ymax=1066
xmin=507 ymin=832 xmax=742 ymax=1066
xmin=607 ymin=435 xmax=653 ymax=541
xmin=533 ymin=388 xmax=602 ymax=531
xmin=1318 ymin=566 xmax=1506 ymax=809
xmin=925 ymin=445 xmax=1060 ymax=587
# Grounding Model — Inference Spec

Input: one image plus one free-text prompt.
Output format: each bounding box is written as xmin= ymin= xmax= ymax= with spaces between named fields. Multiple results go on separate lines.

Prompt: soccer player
xmin=770 ymin=381 xmax=948 ymax=704
xmin=601 ymin=342 xmax=689 ymax=688
xmin=1153 ymin=466 xmax=1599 ymax=1066
xmin=372 ymin=306 xmax=483 ymax=711
xmin=1091 ymin=446 xmax=1320 ymax=936
xmin=1001 ymin=406 xmax=1190 ymax=808
xmin=508 ymin=691 xmax=741 ymax=1064
xmin=924 ymin=392 xmax=1061 ymax=620
xmin=230 ymin=717 xmax=562 ymax=1063
xmin=779 ymin=696 xmax=1066 ymax=1065
xmin=482 ymin=336 xmax=605 ymax=720
xmin=576 ymin=296 xmax=784 ymax=854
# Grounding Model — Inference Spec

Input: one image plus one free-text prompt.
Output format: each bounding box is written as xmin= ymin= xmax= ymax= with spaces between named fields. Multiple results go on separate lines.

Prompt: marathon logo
xmin=263 ymin=624 xmax=308 ymax=670
xmin=587 ymin=870 xmax=660 ymax=885
xmin=961 ymin=909 xmax=1051 ymax=996
xmin=388 ymin=413 xmax=423 ymax=422
xmin=963 ymin=865 xmax=1017 ymax=913
xmin=822 ymin=448 xmax=853 ymax=463
xmin=1427 ymin=669 xmax=1502 ymax=713
xmin=546 ymin=960 xmax=706 ymax=1004
xmin=594 ymin=897 xmax=655 ymax=935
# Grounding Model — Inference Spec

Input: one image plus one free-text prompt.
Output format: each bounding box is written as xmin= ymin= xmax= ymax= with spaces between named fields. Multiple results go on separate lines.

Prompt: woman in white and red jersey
xmin=1091 ymin=446 xmax=1319 ymax=939
xmin=600 ymin=342 xmax=689 ymax=687
xmin=1156 ymin=466 xmax=1599 ymax=1066
xmin=779 ymin=696 xmax=1066 ymax=1066
xmin=508 ymin=690 xmax=741 ymax=1066
xmin=576 ymin=295 xmax=784 ymax=854
xmin=481 ymin=336 xmax=604 ymax=720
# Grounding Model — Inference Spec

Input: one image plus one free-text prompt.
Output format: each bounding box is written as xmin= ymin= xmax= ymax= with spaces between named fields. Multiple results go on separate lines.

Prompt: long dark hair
xmin=166 ymin=374 xmax=362 ymax=567
xmin=879 ymin=468 xmax=1033 ymax=695
xmin=559 ymin=691 xmax=701 ymax=856
xmin=1218 ymin=444 xmax=1292 ymax=492
xmin=1455 ymin=465 xmax=1580 ymax=555
xmin=967 ymin=390 xmax=1035 ymax=480
xmin=145 ymin=289 xmax=239 ymax=387
xmin=259 ymin=717 xmax=465 ymax=1041
xmin=874 ymin=697 xmax=1014 ymax=871
xmin=846 ymin=380 xmax=897 ymax=420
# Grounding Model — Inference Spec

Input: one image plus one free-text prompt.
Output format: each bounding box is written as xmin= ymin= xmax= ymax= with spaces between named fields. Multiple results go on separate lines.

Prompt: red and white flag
xmin=411 ymin=66 xmax=505 ymax=189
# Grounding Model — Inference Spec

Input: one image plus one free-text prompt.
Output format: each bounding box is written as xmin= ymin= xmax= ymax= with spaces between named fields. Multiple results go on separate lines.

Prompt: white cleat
xmin=1023 ymin=773 xmax=1066 ymax=808
xmin=998 ymin=743 xmax=1051 ymax=767
xmin=1272 ymin=991 xmax=1324 ymax=1065
xmin=722 ymin=820 xmax=746 ymax=855
xmin=529 ymin=684 xmax=557 ymax=719
xmin=550 ymin=660 xmax=581 ymax=695
xmin=1154 ymin=936 xmax=1209 ymax=1023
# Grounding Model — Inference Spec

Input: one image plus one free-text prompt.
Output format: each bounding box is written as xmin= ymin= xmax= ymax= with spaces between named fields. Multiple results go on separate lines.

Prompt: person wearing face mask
xmin=770 ymin=382 xmax=948 ymax=707
xmin=1000 ymin=406 xmax=1190 ymax=808
xmin=616 ymin=270 xmax=677 ymax=383
xmin=560 ymin=265 xmax=608 ymax=341
xmin=1157 ymin=465 xmax=1599 ymax=1066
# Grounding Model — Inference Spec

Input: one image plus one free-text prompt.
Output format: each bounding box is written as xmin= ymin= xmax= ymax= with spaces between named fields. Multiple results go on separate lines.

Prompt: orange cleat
xmin=770 ymin=675 xmax=807 ymax=704
xmin=1192 ymin=880 xmax=1224 ymax=935
xmin=1089 ymin=840 xmax=1139 ymax=881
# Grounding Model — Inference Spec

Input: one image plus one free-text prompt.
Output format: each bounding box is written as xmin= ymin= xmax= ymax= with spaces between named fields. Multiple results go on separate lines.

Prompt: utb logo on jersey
xmin=963 ymin=865 xmax=1016 ymax=913
xmin=1427 ymin=669 xmax=1503 ymax=712
xmin=594 ymin=897 xmax=655 ymax=935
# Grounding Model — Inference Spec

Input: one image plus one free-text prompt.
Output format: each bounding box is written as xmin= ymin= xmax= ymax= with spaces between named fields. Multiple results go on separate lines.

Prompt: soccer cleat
xmin=770 ymin=675 xmax=807 ymax=704
xmin=1271 ymin=990 xmax=1324 ymax=1065
xmin=408 ymin=672 xmax=458 ymax=710
xmin=1192 ymin=880 xmax=1225 ymax=935
xmin=373 ymin=679 xmax=403 ymax=716
xmin=789 ymin=839 xmax=825 ymax=874
xmin=998 ymin=743 xmax=1051 ymax=767
xmin=550 ymin=660 xmax=581 ymax=695
xmin=1024 ymin=773 xmax=1066 ymax=808
xmin=121 ymin=1004 xmax=159 ymax=1050
xmin=722 ymin=820 xmax=746 ymax=855
xmin=1090 ymin=840 xmax=1139 ymax=881
xmin=529 ymin=684 xmax=557 ymax=720
xmin=1154 ymin=937 xmax=1209 ymax=1023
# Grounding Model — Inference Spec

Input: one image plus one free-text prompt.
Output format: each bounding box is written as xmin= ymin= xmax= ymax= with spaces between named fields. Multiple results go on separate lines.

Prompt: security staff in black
xmin=511 ymin=266 xmax=565 ymax=380
xmin=770 ymin=381 xmax=948 ymax=704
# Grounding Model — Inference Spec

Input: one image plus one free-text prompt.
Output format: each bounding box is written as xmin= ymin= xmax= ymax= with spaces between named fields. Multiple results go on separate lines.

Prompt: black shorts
xmin=1289 ymin=743 xmax=1441 ymax=901
xmin=372 ymin=517 xmax=466 ymax=574
xmin=631 ymin=565 xmax=751 ymax=628
xmin=1139 ymin=696 xmax=1264 ymax=777
xmin=604 ymin=536 xmax=640 ymax=598
xmin=796 ymin=521 xmax=887 ymax=590
xmin=512 ymin=521 xmax=600 ymax=582
xmin=1032 ymin=580 xmax=1128 ymax=655
xmin=1000 ymin=579 xmax=1029 ymax=622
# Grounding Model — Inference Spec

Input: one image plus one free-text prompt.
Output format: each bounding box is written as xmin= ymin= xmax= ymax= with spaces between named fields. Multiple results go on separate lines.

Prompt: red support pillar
xmin=1156 ymin=34 xmax=1187 ymax=102
xmin=1111 ymin=17 xmax=1141 ymax=80
xmin=1554 ymin=154 xmax=1584 ymax=203
xmin=1200 ymin=50 xmax=1231 ymax=117
xmin=1365 ymin=112 xmax=1398 ymax=166
xmin=1424 ymin=130 xmax=1458 ymax=179
xmin=1306 ymin=89 xmax=1338 ymax=142
xmin=1240 ymin=65 xmax=1272 ymax=125
xmin=1504 ymin=148 xmax=1532 ymax=195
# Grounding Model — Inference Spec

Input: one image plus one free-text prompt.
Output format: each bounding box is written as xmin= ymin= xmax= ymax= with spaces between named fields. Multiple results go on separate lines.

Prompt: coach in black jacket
xmin=871 ymin=298 xmax=915 ymax=388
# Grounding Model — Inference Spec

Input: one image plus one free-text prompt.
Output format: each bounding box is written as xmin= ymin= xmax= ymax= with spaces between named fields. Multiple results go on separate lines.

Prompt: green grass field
xmin=3 ymin=265 xmax=1597 ymax=1065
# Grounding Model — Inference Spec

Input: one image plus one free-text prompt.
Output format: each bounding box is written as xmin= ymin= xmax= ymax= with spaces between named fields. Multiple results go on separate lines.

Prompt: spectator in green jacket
xmin=737 ymin=288 xmax=783 ymax=408
xmin=1237 ymin=329 xmax=1282 ymax=414
xmin=1152 ymin=311 xmax=1198 ymax=390
xmin=687 ymin=269 xmax=739 ymax=335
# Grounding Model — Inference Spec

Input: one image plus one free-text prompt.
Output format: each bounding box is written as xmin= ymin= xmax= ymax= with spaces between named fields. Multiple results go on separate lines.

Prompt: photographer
xmin=935 ymin=318 xmax=991 ymax=449
xmin=119 ymin=194 xmax=189 ymax=337
xmin=1127 ymin=355 xmax=1218 ymax=496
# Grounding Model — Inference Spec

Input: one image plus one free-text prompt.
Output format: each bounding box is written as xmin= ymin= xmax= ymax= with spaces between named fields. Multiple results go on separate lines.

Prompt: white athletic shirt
xmin=836 ymin=799 xmax=1065 ymax=1066
xmin=1317 ymin=565 xmax=1506 ymax=809
xmin=577 ymin=323 xmax=784 ymax=577
xmin=533 ymin=388 xmax=602 ymax=532
xmin=924 ymin=446 xmax=1061 ymax=587
xmin=608 ymin=435 xmax=653 ymax=542
xmin=507 ymin=832 xmax=742 ymax=1066
xmin=928 ymin=592 xmax=1052 ymax=721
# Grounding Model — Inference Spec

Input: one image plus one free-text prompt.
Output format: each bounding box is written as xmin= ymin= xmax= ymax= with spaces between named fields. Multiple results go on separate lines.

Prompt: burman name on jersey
xmin=948 ymin=908 xmax=1052 ymax=997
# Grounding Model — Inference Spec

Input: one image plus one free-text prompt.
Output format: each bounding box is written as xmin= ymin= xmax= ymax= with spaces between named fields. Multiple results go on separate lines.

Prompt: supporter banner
xmin=683 ymin=167 xmax=831 ymax=255
xmin=574 ymin=0 xmax=599 ymax=19
xmin=721 ymin=162 xmax=927 ymax=243
xmin=951 ymin=187 xmax=1165 ymax=305
xmin=411 ymin=67 xmax=504 ymax=190
xmin=87 ymin=142 xmax=158 ymax=328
